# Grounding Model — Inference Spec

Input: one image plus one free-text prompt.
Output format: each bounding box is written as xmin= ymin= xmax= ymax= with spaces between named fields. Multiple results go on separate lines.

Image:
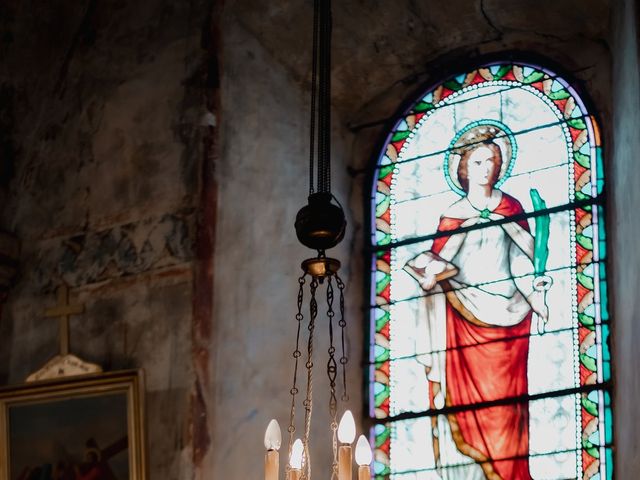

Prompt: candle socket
xmin=265 ymin=450 xmax=279 ymax=480
xmin=338 ymin=445 xmax=352 ymax=480
xmin=358 ymin=465 xmax=370 ymax=480
xmin=288 ymin=469 xmax=302 ymax=480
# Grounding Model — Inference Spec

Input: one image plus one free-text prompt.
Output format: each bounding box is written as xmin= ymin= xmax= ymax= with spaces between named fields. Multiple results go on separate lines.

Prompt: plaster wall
xmin=0 ymin=0 xmax=635 ymax=479
xmin=210 ymin=8 xmax=363 ymax=478
xmin=0 ymin=1 xmax=213 ymax=477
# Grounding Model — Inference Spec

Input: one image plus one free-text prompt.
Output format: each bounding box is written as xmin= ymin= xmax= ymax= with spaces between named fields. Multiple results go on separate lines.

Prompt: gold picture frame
xmin=0 ymin=370 xmax=147 ymax=480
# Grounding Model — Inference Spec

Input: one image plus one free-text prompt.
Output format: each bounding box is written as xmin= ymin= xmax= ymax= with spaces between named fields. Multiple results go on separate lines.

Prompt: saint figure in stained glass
xmin=404 ymin=123 xmax=550 ymax=479
xmin=369 ymin=62 xmax=612 ymax=480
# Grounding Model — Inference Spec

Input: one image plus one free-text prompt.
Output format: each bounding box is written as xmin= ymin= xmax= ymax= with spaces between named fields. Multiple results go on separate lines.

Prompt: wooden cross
xmin=44 ymin=284 xmax=84 ymax=356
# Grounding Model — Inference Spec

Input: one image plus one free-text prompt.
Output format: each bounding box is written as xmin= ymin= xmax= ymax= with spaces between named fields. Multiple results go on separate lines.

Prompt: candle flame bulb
xmin=264 ymin=419 xmax=282 ymax=450
xmin=355 ymin=435 xmax=373 ymax=466
xmin=290 ymin=439 xmax=304 ymax=470
xmin=337 ymin=410 xmax=356 ymax=444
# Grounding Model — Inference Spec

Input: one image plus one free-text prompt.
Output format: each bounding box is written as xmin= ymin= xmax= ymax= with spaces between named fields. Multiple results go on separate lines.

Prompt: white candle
xmin=337 ymin=411 xmax=356 ymax=480
xmin=355 ymin=435 xmax=373 ymax=480
xmin=288 ymin=438 xmax=304 ymax=480
xmin=338 ymin=445 xmax=352 ymax=480
xmin=357 ymin=465 xmax=370 ymax=480
xmin=265 ymin=450 xmax=279 ymax=480
xmin=264 ymin=420 xmax=282 ymax=480
xmin=288 ymin=470 xmax=302 ymax=480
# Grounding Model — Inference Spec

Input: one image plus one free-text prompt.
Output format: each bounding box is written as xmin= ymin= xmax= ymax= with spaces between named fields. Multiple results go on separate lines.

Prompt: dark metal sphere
xmin=295 ymin=192 xmax=346 ymax=251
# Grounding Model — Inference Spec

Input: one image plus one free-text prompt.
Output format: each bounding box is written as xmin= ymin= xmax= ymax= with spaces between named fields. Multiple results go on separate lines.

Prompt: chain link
xmin=336 ymin=273 xmax=349 ymax=402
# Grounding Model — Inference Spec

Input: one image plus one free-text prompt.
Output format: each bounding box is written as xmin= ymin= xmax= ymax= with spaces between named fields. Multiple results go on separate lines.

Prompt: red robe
xmin=431 ymin=193 xmax=532 ymax=480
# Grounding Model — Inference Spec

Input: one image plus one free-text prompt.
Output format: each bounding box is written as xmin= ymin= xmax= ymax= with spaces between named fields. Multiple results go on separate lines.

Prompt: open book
xmin=404 ymin=251 xmax=459 ymax=285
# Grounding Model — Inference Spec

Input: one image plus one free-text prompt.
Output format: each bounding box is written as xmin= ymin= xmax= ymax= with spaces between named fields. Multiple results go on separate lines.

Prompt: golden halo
xmin=444 ymin=120 xmax=517 ymax=195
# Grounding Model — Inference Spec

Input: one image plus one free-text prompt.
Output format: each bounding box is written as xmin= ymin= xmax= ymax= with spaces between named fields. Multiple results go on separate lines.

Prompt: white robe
xmin=411 ymin=212 xmax=536 ymax=479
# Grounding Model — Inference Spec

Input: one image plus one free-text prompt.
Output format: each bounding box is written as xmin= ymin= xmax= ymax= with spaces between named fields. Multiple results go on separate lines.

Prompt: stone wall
xmin=0 ymin=1 xmax=362 ymax=479
xmin=611 ymin=0 xmax=640 ymax=476
xmin=0 ymin=1 xmax=215 ymax=477
xmin=0 ymin=0 xmax=637 ymax=479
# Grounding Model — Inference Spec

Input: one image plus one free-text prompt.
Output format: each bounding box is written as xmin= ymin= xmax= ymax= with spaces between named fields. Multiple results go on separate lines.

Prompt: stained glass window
xmin=367 ymin=62 xmax=611 ymax=480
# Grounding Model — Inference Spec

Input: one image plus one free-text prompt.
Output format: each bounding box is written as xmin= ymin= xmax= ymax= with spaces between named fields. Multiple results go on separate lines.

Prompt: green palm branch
xmin=530 ymin=189 xmax=550 ymax=275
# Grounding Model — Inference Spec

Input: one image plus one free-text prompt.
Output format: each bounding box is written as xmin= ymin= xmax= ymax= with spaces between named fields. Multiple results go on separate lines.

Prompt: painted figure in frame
xmin=9 ymin=392 xmax=131 ymax=480
xmin=14 ymin=436 xmax=126 ymax=480
xmin=404 ymin=122 xmax=551 ymax=479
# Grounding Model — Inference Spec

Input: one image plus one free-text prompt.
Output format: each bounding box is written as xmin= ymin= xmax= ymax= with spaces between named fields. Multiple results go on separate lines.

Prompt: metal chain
xmin=316 ymin=0 xmax=331 ymax=193
xmin=308 ymin=0 xmax=319 ymax=194
xmin=316 ymin=0 xmax=325 ymax=193
xmin=326 ymin=276 xmax=338 ymax=417
xmin=336 ymin=273 xmax=349 ymax=402
xmin=302 ymin=278 xmax=318 ymax=480
xmin=288 ymin=275 xmax=307 ymax=461
xmin=325 ymin=276 xmax=340 ymax=480
xmin=323 ymin=0 xmax=332 ymax=193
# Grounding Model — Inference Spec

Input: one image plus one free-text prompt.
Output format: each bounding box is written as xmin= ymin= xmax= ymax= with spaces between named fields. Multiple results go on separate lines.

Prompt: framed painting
xmin=0 ymin=370 xmax=147 ymax=480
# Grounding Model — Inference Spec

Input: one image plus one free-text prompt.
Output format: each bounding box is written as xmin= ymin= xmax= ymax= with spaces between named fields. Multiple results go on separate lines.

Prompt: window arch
xmin=367 ymin=60 xmax=611 ymax=479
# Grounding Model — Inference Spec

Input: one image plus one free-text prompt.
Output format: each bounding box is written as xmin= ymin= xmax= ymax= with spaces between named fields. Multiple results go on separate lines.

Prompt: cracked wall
xmin=0 ymin=1 xmax=215 ymax=478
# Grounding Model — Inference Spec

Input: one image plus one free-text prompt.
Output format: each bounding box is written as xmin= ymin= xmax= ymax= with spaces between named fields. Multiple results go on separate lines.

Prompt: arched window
xmin=368 ymin=60 xmax=611 ymax=479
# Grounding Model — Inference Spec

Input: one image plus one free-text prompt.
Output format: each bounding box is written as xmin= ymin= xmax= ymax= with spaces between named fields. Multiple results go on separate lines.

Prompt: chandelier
xmin=262 ymin=0 xmax=372 ymax=479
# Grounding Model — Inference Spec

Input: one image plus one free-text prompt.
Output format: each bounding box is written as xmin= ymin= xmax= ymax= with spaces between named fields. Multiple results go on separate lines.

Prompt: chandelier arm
xmin=325 ymin=276 xmax=340 ymax=480
xmin=336 ymin=273 xmax=349 ymax=401
xmin=288 ymin=275 xmax=307 ymax=461
xmin=302 ymin=278 xmax=319 ymax=479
